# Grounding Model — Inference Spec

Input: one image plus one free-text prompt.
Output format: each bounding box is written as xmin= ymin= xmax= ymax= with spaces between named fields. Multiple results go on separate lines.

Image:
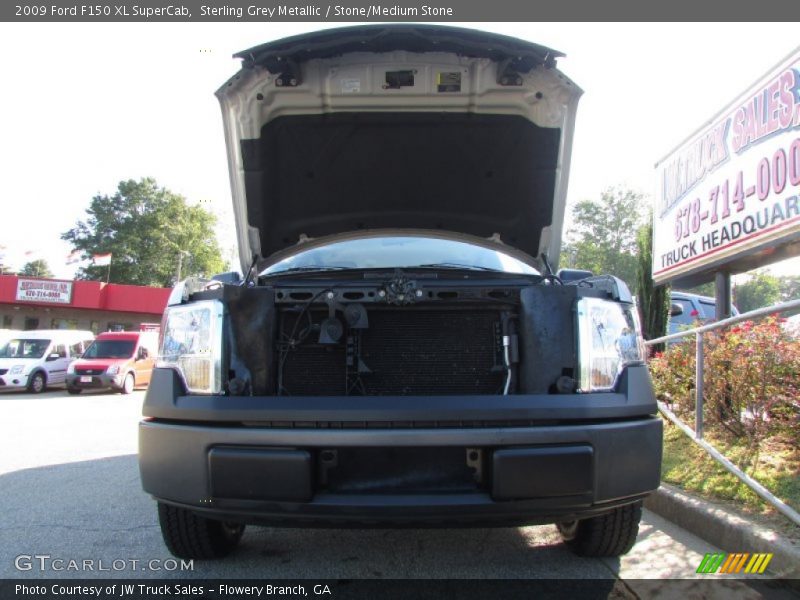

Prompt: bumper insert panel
xmin=491 ymin=445 xmax=593 ymax=500
xmin=209 ymin=447 xmax=313 ymax=502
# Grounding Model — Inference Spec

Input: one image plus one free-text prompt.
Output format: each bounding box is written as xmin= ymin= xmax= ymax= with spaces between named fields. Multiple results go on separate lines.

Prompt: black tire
xmin=157 ymin=502 xmax=245 ymax=559
xmin=67 ymin=387 xmax=82 ymax=395
xmin=557 ymin=502 xmax=642 ymax=557
xmin=121 ymin=372 xmax=134 ymax=395
xmin=27 ymin=371 xmax=46 ymax=394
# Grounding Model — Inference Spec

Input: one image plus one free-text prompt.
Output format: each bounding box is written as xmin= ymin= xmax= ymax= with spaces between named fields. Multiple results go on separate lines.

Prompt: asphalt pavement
xmin=0 ymin=389 xmax=791 ymax=597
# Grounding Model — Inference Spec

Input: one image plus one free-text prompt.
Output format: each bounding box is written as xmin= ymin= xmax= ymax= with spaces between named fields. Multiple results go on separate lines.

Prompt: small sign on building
xmin=16 ymin=279 xmax=73 ymax=304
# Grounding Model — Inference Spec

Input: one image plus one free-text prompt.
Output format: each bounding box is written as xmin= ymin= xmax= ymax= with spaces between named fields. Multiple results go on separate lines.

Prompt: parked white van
xmin=0 ymin=329 xmax=21 ymax=348
xmin=0 ymin=330 xmax=95 ymax=393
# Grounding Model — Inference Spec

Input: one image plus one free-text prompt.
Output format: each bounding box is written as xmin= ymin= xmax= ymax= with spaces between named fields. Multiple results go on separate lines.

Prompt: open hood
xmin=217 ymin=25 xmax=582 ymax=274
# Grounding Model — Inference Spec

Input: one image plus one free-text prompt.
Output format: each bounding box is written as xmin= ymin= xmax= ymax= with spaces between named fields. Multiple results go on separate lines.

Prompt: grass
xmin=660 ymin=418 xmax=800 ymax=520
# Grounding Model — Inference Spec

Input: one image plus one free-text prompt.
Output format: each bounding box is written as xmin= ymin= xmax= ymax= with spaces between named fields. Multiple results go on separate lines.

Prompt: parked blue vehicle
xmin=669 ymin=291 xmax=739 ymax=337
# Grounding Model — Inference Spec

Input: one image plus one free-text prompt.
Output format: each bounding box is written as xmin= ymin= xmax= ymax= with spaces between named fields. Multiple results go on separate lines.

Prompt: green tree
xmin=19 ymin=259 xmax=54 ymax=278
xmin=678 ymin=281 xmax=716 ymax=297
xmin=733 ymin=271 xmax=781 ymax=313
xmin=561 ymin=187 xmax=646 ymax=285
xmin=635 ymin=217 xmax=670 ymax=351
xmin=777 ymin=275 xmax=800 ymax=301
xmin=62 ymin=178 xmax=225 ymax=287
xmin=0 ymin=245 xmax=8 ymax=275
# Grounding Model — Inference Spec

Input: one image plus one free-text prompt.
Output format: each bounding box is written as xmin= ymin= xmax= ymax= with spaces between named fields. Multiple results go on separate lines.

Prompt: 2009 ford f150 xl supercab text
xmin=138 ymin=25 xmax=662 ymax=560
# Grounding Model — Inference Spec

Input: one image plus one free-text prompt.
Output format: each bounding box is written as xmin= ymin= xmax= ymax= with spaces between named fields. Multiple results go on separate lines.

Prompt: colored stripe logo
xmin=697 ymin=552 xmax=773 ymax=574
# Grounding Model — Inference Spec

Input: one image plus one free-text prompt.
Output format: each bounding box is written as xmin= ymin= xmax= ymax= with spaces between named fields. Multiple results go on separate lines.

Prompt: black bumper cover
xmin=139 ymin=366 xmax=662 ymax=526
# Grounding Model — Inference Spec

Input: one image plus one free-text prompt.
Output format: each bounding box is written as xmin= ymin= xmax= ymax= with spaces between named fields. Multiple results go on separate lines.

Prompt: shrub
xmin=649 ymin=342 xmax=695 ymax=416
xmin=648 ymin=317 xmax=800 ymax=447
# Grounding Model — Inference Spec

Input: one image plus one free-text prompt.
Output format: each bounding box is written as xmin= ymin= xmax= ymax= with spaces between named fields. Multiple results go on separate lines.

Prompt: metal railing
xmin=645 ymin=298 xmax=800 ymax=527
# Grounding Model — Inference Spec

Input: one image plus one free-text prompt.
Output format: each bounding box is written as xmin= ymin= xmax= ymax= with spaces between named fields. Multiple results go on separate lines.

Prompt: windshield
xmin=82 ymin=340 xmax=136 ymax=359
xmin=262 ymin=237 xmax=539 ymax=276
xmin=0 ymin=339 xmax=51 ymax=359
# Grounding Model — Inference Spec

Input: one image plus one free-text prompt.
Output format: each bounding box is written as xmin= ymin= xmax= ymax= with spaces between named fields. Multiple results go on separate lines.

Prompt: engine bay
xmin=220 ymin=269 xmax=588 ymax=398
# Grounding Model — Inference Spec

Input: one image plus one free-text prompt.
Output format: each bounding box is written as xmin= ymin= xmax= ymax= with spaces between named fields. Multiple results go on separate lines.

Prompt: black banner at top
xmin=5 ymin=0 xmax=800 ymax=22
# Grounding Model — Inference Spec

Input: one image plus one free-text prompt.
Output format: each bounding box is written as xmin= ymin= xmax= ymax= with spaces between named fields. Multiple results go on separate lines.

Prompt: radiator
xmin=278 ymin=308 xmax=504 ymax=396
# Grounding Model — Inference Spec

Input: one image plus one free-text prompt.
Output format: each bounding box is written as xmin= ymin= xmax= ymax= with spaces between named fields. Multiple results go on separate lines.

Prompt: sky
xmin=0 ymin=21 xmax=798 ymax=280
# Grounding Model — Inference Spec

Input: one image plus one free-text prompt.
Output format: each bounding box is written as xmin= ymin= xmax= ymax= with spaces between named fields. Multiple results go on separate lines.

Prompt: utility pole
xmin=175 ymin=250 xmax=190 ymax=282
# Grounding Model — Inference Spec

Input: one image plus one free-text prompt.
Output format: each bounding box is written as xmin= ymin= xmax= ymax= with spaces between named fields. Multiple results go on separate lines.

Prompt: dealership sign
xmin=653 ymin=48 xmax=800 ymax=284
xmin=16 ymin=279 xmax=73 ymax=304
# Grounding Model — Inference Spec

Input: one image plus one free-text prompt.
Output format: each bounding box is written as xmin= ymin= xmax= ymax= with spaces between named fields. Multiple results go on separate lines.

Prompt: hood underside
xmin=217 ymin=25 xmax=582 ymax=274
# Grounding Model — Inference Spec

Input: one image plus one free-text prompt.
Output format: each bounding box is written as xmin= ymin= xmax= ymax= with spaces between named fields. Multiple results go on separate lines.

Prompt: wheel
xmin=27 ymin=371 xmax=46 ymax=394
xmin=67 ymin=387 xmax=82 ymax=395
xmin=557 ymin=502 xmax=642 ymax=557
xmin=121 ymin=372 xmax=134 ymax=394
xmin=157 ymin=502 xmax=245 ymax=559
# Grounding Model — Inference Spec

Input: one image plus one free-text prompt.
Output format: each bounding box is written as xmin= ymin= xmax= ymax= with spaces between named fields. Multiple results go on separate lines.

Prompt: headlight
xmin=106 ymin=365 xmax=120 ymax=375
xmin=157 ymin=300 xmax=224 ymax=394
xmin=67 ymin=363 xmax=75 ymax=375
xmin=10 ymin=365 xmax=24 ymax=375
xmin=576 ymin=297 xmax=645 ymax=392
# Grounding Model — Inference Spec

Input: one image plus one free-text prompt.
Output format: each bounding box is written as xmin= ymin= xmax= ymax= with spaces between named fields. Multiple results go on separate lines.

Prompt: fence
xmin=645 ymin=297 xmax=800 ymax=527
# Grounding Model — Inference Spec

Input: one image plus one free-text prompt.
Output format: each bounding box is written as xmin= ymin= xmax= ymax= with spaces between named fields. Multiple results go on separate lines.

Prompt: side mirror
xmin=137 ymin=347 xmax=149 ymax=360
xmin=46 ymin=353 xmax=60 ymax=361
xmin=211 ymin=271 xmax=241 ymax=285
xmin=556 ymin=268 xmax=594 ymax=283
xmin=670 ymin=303 xmax=684 ymax=317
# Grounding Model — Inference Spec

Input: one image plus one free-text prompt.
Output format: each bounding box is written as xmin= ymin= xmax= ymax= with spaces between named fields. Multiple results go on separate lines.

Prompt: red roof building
xmin=0 ymin=275 xmax=170 ymax=333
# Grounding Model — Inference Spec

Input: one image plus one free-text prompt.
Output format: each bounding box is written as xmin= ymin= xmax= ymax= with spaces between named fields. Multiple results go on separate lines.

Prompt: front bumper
xmin=66 ymin=373 xmax=123 ymax=391
xmin=0 ymin=372 xmax=29 ymax=390
xmin=139 ymin=367 xmax=663 ymax=526
xmin=140 ymin=417 xmax=662 ymax=526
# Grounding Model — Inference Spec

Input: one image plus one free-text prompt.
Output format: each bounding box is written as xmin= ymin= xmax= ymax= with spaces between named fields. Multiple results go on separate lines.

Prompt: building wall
xmin=0 ymin=274 xmax=170 ymax=335
xmin=0 ymin=304 xmax=162 ymax=334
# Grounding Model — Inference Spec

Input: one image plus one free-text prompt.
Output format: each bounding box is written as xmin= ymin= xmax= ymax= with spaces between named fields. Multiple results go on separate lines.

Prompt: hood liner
xmin=235 ymin=24 xmax=562 ymax=74
xmin=241 ymin=112 xmax=561 ymax=262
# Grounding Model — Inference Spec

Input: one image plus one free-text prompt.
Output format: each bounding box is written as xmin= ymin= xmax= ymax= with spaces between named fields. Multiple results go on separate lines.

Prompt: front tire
xmin=157 ymin=503 xmax=245 ymax=559
xmin=557 ymin=502 xmax=642 ymax=557
xmin=28 ymin=372 xmax=46 ymax=394
xmin=121 ymin=373 xmax=134 ymax=394
xmin=67 ymin=387 xmax=82 ymax=395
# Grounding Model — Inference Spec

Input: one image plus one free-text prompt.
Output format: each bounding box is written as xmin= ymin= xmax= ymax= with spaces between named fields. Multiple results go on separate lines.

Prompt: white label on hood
xmin=341 ymin=78 xmax=361 ymax=94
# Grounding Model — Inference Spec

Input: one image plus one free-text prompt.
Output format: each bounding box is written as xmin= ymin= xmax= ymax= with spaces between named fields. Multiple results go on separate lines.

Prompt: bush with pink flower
xmin=649 ymin=316 xmax=800 ymax=446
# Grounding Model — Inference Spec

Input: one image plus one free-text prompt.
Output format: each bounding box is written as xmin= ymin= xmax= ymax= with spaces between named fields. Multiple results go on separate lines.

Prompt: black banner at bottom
xmin=2 ymin=579 xmax=799 ymax=600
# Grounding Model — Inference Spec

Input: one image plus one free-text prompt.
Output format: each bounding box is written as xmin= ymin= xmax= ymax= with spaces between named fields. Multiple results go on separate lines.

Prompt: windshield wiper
xmin=263 ymin=266 xmax=355 ymax=276
xmin=415 ymin=262 xmax=502 ymax=272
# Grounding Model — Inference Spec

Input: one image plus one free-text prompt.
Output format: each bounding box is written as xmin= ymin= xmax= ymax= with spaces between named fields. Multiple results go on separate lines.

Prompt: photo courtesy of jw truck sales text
xmin=654 ymin=46 xmax=800 ymax=285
